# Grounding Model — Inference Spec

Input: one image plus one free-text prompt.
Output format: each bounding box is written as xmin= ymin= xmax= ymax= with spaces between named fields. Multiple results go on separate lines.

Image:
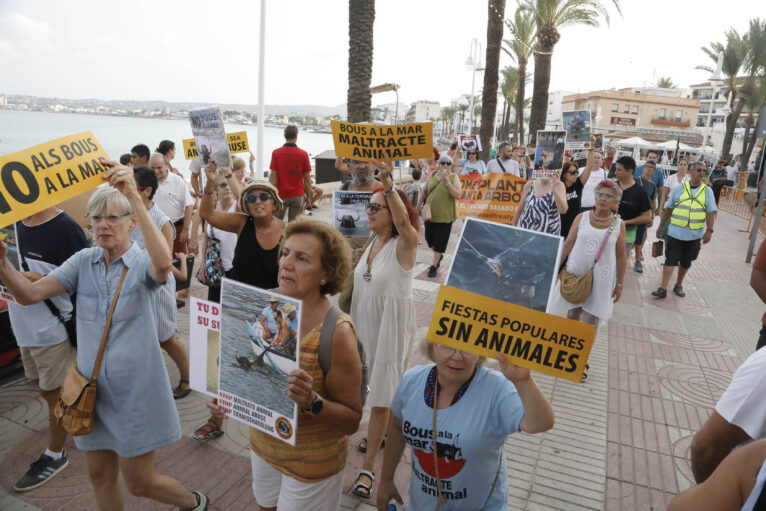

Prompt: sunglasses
xmin=566 ymin=170 xmax=578 ymax=175
xmin=440 ymin=162 xmax=451 ymax=166
xmin=365 ymin=202 xmax=390 ymax=214
xmin=468 ymin=152 xmax=478 ymax=156
xmin=594 ymin=192 xmax=615 ymax=200
xmin=245 ymin=191 xmax=273 ymax=203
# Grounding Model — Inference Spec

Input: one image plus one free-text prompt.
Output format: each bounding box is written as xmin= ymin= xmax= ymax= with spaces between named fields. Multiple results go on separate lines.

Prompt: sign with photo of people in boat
xmin=217 ymin=279 xmax=300 ymax=445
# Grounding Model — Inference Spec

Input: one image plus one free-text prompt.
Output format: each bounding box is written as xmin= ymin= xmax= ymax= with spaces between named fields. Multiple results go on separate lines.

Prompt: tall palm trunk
xmin=528 ymin=25 xmax=559 ymax=145
xmin=479 ymin=0 xmax=506 ymax=161
xmin=515 ymin=56 xmax=527 ymax=145
xmin=500 ymin=98 xmax=508 ymax=140
xmin=502 ymin=99 xmax=512 ymax=141
xmin=347 ymin=0 xmax=375 ymax=123
xmin=722 ymin=79 xmax=754 ymax=160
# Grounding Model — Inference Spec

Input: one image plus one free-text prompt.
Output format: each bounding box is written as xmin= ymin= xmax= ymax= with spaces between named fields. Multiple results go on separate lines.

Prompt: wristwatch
xmin=302 ymin=393 xmax=323 ymax=415
xmin=384 ymin=188 xmax=394 ymax=197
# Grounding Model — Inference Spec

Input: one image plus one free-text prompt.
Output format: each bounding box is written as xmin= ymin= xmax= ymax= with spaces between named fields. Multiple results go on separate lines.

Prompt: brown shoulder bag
xmin=559 ymin=215 xmax=619 ymax=305
xmin=54 ymin=267 xmax=129 ymax=436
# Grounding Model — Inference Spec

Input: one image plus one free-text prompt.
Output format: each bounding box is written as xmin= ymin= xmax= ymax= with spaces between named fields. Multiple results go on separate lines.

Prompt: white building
xmin=407 ymin=100 xmax=440 ymax=123
xmin=689 ymin=78 xmax=748 ymax=129
xmin=371 ymin=102 xmax=408 ymax=124
xmin=544 ymin=90 xmax=575 ymax=130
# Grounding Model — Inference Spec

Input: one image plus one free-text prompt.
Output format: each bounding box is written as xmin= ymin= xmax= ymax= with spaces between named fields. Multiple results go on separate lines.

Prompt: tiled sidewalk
xmin=0 ymin=208 xmax=762 ymax=511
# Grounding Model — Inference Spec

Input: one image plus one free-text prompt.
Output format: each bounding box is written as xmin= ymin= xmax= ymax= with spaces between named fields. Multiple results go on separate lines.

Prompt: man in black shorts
xmin=652 ymin=161 xmax=717 ymax=298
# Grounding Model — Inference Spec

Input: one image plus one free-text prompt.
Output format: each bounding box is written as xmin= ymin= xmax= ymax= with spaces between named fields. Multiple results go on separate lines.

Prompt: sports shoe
xmin=14 ymin=451 xmax=69 ymax=492
xmin=673 ymin=285 xmax=686 ymax=297
xmin=427 ymin=265 xmax=437 ymax=278
xmin=634 ymin=260 xmax=643 ymax=273
xmin=651 ymin=287 xmax=667 ymax=299
xmin=185 ymin=491 xmax=209 ymax=511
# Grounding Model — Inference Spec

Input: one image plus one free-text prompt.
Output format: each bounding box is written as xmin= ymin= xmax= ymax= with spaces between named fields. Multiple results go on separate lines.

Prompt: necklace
xmin=255 ymin=220 xmax=278 ymax=235
xmin=592 ymin=210 xmax=611 ymax=221
xmin=363 ymin=237 xmax=388 ymax=283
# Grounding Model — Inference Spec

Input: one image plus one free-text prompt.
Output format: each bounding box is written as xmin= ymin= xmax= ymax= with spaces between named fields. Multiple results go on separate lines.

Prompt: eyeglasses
xmin=594 ymin=192 xmax=615 ymax=200
xmin=434 ymin=343 xmax=477 ymax=359
xmin=246 ymin=191 xmax=273 ymax=203
xmin=440 ymin=162 xmax=451 ymax=166
xmin=87 ymin=213 xmax=131 ymax=226
xmin=365 ymin=202 xmax=390 ymax=214
xmin=567 ymin=170 xmax=578 ymax=175
xmin=468 ymin=152 xmax=478 ymax=156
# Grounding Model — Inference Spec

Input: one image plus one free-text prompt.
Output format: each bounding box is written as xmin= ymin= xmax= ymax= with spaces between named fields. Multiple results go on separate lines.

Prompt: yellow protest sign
xmin=457 ymin=173 xmax=526 ymax=224
xmin=0 ymin=132 xmax=109 ymax=229
xmin=331 ymin=120 xmax=433 ymax=161
xmin=427 ymin=286 xmax=595 ymax=383
xmin=182 ymin=131 xmax=250 ymax=160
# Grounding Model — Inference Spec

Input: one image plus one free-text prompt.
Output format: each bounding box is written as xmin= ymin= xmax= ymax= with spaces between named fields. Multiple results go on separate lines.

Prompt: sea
xmin=0 ymin=110 xmax=334 ymax=181
xmin=219 ymin=280 xmax=296 ymax=418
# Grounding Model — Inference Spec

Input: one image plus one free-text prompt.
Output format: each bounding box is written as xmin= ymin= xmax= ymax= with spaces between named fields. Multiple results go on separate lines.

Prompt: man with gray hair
xmin=341 ymin=160 xmax=379 ymax=192
xmin=150 ymin=153 xmax=194 ymax=254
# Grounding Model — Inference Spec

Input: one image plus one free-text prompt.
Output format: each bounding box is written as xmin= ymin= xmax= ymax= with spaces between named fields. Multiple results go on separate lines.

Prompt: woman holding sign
xmin=349 ymin=152 xmax=419 ymax=499
xmin=376 ymin=343 xmax=554 ymax=510
xmin=512 ymin=169 xmax=568 ymax=236
xmin=0 ymin=165 xmax=208 ymax=510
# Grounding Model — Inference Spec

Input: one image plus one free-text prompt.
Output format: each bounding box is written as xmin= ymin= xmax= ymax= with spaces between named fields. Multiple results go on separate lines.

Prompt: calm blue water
xmin=219 ymin=280 xmax=297 ymax=418
xmin=0 ymin=110 xmax=333 ymax=180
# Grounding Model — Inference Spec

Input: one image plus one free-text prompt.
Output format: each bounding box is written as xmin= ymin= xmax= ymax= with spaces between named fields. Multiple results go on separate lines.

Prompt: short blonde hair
xmin=87 ymin=185 xmax=133 ymax=218
xmin=281 ymin=218 xmax=352 ymax=296
xmin=232 ymin=156 xmax=246 ymax=171
xmin=422 ymin=340 xmax=486 ymax=366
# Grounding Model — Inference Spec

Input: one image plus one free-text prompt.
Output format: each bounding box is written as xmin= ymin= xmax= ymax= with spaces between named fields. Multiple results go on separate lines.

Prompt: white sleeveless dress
xmin=549 ymin=213 xmax=621 ymax=325
xmin=351 ymin=237 xmax=417 ymax=408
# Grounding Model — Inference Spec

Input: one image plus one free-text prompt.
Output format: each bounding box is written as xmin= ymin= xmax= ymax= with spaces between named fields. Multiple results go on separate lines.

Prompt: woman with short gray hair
xmin=0 ymin=164 xmax=208 ymax=510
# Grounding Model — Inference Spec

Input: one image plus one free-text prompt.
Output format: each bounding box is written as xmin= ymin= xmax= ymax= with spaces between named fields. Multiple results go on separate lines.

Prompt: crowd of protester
xmin=7 ymin=122 xmax=765 ymax=510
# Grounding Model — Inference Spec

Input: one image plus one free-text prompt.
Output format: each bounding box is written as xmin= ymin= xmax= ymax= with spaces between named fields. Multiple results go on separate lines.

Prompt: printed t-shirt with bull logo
xmin=391 ymin=364 xmax=525 ymax=510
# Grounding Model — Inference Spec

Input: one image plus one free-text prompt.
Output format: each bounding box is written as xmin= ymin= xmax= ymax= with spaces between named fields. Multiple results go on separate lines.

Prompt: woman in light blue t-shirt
xmin=460 ymin=150 xmax=487 ymax=175
xmin=376 ymin=344 xmax=554 ymax=510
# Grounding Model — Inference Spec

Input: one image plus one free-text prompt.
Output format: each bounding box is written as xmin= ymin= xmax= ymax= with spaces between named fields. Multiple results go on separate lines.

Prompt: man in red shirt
xmin=752 ymin=240 xmax=766 ymax=350
xmin=269 ymin=125 xmax=312 ymax=221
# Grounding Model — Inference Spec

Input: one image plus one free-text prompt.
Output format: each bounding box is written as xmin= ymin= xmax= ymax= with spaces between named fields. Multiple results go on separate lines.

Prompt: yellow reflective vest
xmin=670 ymin=182 xmax=708 ymax=230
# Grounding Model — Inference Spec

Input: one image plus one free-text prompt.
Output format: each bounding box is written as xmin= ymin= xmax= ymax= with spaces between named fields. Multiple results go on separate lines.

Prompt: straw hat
xmin=268 ymin=295 xmax=279 ymax=303
xmin=237 ymin=180 xmax=283 ymax=216
xmin=282 ymin=303 xmax=297 ymax=315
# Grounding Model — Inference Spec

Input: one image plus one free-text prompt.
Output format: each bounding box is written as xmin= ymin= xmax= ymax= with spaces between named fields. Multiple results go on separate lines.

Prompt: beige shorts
xmin=20 ymin=341 xmax=76 ymax=391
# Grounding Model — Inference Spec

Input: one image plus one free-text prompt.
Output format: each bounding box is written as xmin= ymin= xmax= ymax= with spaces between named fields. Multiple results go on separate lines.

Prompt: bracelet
xmin=384 ymin=188 xmax=394 ymax=197
xmin=616 ymin=283 xmax=624 ymax=288
xmin=204 ymin=189 xmax=215 ymax=196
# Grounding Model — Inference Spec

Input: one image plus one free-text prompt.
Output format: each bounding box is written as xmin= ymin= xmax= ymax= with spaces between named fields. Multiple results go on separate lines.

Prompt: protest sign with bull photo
xmin=458 ymin=135 xmax=482 ymax=153
xmin=332 ymin=191 xmax=371 ymax=237
xmin=533 ymin=130 xmax=566 ymax=179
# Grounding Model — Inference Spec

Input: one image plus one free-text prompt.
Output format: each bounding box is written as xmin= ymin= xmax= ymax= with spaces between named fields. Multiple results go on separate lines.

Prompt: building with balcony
xmin=406 ymin=100 xmax=440 ymax=123
xmin=561 ymin=89 xmax=702 ymax=144
xmin=688 ymin=77 xmax=749 ymax=129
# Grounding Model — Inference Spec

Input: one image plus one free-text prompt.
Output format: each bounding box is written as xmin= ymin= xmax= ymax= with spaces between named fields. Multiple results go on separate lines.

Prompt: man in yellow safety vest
xmin=652 ymin=161 xmax=717 ymax=298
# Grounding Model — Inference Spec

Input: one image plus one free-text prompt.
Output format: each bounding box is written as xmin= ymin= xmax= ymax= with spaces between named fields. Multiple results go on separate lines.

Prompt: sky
xmin=0 ymin=0 xmax=759 ymax=109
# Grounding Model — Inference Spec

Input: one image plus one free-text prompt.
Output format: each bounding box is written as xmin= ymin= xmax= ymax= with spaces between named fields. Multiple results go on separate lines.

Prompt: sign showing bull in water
xmin=332 ymin=190 xmax=371 ymax=237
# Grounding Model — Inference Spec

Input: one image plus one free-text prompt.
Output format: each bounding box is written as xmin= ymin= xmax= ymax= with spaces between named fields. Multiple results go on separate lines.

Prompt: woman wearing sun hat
xmin=194 ymin=162 xmax=286 ymax=441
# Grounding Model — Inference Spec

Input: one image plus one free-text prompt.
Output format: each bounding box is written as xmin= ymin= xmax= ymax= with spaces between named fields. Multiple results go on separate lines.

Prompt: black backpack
xmin=318 ymin=305 xmax=369 ymax=406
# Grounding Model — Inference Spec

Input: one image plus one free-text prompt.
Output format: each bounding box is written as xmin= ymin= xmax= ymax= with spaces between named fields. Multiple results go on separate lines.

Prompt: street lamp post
xmin=701 ymin=52 xmax=723 ymax=154
xmin=370 ymin=83 xmax=400 ymax=125
xmin=465 ymin=39 xmax=483 ymax=134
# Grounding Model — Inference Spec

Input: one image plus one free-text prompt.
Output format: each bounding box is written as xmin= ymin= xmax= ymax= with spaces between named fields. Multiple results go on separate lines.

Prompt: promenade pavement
xmin=0 ymin=203 xmax=762 ymax=511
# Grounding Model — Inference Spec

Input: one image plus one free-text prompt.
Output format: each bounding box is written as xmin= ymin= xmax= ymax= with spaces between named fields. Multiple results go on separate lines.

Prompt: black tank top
xmin=229 ymin=216 xmax=280 ymax=289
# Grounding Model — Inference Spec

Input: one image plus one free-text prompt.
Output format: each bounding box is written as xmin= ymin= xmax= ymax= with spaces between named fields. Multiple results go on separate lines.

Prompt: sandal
xmin=173 ymin=379 xmax=191 ymax=400
xmin=351 ymin=469 xmax=375 ymax=499
xmin=357 ymin=436 xmax=386 ymax=453
xmin=193 ymin=418 xmax=224 ymax=441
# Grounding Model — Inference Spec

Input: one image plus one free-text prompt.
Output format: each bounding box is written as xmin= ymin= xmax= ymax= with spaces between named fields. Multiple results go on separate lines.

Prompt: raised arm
xmin=551 ymin=172 xmax=568 ymax=214
xmin=496 ymin=355 xmax=554 ymax=434
xmin=0 ymin=247 xmax=66 ymax=306
xmin=371 ymin=152 xmax=419 ymax=269
xmin=200 ymin=161 xmax=248 ymax=235
xmin=579 ymin=137 xmax=596 ymax=185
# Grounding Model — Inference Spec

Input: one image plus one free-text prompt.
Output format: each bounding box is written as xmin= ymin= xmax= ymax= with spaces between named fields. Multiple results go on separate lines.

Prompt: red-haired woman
xmin=349 ymin=152 xmax=420 ymax=500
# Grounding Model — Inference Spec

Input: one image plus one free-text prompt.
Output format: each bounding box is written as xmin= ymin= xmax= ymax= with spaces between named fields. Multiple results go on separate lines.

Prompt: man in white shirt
xmin=659 ymin=158 xmax=691 ymax=209
xmin=578 ymin=150 xmax=609 ymax=212
xmin=486 ymin=142 xmax=520 ymax=177
xmin=150 ymin=153 xmax=194 ymax=253
xmin=725 ymin=160 xmax=738 ymax=186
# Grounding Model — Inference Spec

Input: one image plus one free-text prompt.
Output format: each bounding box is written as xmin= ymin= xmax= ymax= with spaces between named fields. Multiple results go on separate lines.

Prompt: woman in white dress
xmin=549 ymin=179 xmax=626 ymax=380
xmin=349 ymin=152 xmax=420 ymax=499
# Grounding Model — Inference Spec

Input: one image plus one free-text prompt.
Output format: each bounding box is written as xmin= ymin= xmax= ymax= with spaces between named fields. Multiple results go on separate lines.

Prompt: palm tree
xmin=347 ymin=0 xmax=376 ymax=122
xmin=654 ymin=76 xmax=677 ymax=89
xmin=504 ymin=8 xmax=536 ymax=145
xmin=441 ymin=106 xmax=458 ymax=137
xmin=479 ymin=0 xmax=507 ymax=161
xmin=499 ymin=65 xmax=519 ymax=141
xmin=521 ymin=0 xmax=621 ymax=145
xmin=723 ymin=19 xmax=766 ymax=160
xmin=741 ymin=76 xmax=766 ymax=167
xmin=456 ymin=103 xmax=469 ymax=133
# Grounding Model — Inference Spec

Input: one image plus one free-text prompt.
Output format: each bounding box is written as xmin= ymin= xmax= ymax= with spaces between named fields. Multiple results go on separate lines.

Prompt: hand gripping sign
xmin=0 ymin=132 xmax=110 ymax=229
